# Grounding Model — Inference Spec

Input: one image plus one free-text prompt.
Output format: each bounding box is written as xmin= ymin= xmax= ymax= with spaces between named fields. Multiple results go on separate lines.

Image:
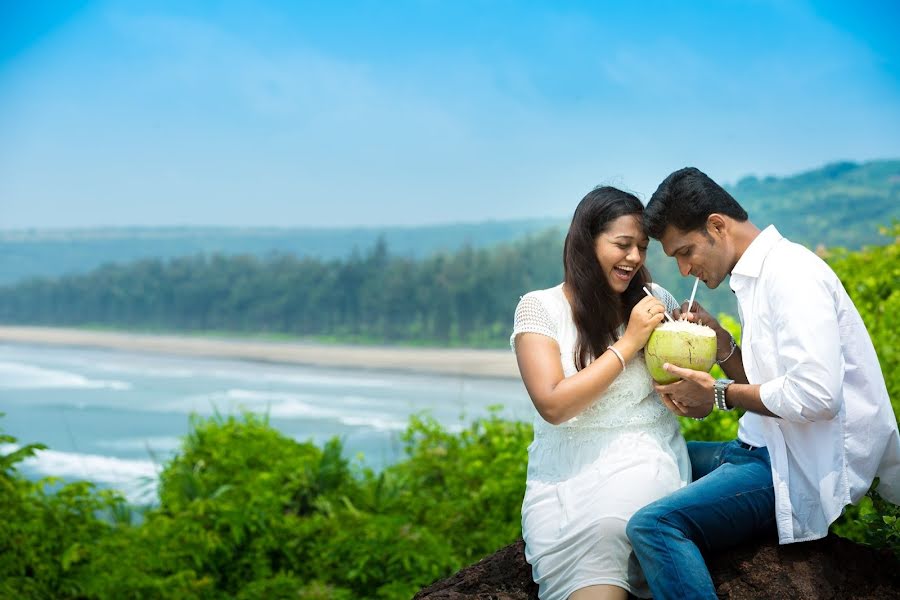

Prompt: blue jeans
xmin=626 ymin=440 xmax=776 ymax=599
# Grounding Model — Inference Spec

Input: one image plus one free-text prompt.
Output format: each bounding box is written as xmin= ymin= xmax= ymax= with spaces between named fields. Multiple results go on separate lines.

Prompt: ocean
xmin=0 ymin=343 xmax=533 ymax=504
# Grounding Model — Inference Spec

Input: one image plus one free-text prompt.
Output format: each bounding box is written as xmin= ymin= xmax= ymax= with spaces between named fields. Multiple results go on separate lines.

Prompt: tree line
xmin=0 ymin=230 xmax=570 ymax=347
xmin=1 ymin=221 xmax=895 ymax=350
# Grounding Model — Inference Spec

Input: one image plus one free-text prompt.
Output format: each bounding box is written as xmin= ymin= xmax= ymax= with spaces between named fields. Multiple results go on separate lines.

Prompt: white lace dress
xmin=511 ymin=283 xmax=691 ymax=600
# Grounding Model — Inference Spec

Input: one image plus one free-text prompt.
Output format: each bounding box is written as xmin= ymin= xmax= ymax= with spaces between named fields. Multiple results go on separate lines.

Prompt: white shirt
xmin=730 ymin=225 xmax=900 ymax=544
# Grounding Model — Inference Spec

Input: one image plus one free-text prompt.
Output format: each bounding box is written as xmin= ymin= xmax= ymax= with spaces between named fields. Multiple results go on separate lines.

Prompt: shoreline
xmin=0 ymin=326 xmax=520 ymax=379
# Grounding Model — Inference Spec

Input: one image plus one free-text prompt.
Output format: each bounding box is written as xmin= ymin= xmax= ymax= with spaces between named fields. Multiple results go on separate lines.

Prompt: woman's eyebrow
xmin=610 ymin=234 xmax=649 ymax=243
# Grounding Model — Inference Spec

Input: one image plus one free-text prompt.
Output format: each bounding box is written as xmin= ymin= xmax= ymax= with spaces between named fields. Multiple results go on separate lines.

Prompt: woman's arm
xmin=515 ymin=295 xmax=667 ymax=425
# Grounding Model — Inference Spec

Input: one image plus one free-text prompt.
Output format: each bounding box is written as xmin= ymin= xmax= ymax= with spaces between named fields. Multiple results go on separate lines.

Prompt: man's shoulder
xmin=770 ymin=236 xmax=830 ymax=268
xmin=763 ymin=237 xmax=839 ymax=286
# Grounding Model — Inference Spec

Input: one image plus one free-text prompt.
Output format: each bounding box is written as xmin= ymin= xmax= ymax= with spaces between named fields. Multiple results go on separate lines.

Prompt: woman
xmin=511 ymin=186 xmax=691 ymax=600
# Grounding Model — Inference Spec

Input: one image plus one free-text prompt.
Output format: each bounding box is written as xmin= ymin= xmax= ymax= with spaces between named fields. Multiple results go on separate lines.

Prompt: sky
xmin=1 ymin=0 xmax=899 ymax=229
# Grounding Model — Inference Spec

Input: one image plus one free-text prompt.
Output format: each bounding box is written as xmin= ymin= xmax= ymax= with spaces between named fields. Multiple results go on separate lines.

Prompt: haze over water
xmin=0 ymin=343 xmax=533 ymax=504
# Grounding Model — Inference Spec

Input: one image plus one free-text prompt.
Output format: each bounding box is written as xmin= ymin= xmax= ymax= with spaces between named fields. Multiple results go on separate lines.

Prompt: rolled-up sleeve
xmin=758 ymin=265 xmax=844 ymax=423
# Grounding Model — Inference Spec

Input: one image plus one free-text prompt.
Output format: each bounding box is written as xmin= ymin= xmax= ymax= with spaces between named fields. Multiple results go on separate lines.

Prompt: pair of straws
xmin=642 ymin=276 xmax=700 ymax=323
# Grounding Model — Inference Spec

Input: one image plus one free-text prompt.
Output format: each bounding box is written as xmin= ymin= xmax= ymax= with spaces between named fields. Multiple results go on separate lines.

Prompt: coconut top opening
xmin=655 ymin=320 xmax=716 ymax=337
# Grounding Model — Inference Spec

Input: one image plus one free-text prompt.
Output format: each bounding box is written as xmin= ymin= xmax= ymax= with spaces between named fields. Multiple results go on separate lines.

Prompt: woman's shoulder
xmin=648 ymin=282 xmax=679 ymax=313
xmin=513 ymin=284 xmax=567 ymax=328
xmin=519 ymin=283 xmax=566 ymax=308
xmin=647 ymin=281 xmax=669 ymax=295
xmin=512 ymin=283 xmax=566 ymax=349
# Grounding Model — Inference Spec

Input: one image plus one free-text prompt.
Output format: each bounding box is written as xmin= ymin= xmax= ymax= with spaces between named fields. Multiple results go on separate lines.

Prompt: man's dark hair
xmin=644 ymin=167 xmax=749 ymax=239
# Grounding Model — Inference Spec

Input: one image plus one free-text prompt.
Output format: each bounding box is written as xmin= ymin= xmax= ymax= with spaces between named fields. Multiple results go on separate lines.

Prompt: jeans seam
xmin=653 ymin=515 xmax=693 ymax=598
xmin=723 ymin=483 xmax=774 ymax=499
xmin=647 ymin=483 xmax=776 ymax=597
xmin=653 ymin=483 xmax=774 ymax=524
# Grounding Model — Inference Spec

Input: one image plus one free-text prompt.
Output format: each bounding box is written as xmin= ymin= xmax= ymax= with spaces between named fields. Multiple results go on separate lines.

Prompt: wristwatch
xmin=714 ymin=378 xmax=734 ymax=411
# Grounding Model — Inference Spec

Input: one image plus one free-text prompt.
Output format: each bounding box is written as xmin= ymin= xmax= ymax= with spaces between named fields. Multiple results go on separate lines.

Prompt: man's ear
xmin=706 ymin=214 xmax=728 ymax=239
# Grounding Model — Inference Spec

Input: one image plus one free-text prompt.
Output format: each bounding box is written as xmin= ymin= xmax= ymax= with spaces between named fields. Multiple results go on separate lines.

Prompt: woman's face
xmin=594 ymin=214 xmax=648 ymax=294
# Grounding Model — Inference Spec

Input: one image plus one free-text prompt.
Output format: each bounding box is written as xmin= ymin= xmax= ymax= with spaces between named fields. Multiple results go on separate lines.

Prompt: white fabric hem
xmin=779 ymin=529 xmax=828 ymax=545
xmin=560 ymin=577 xmax=647 ymax=600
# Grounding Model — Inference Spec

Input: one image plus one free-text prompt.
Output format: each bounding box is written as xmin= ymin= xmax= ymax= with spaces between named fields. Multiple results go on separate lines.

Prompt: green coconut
xmin=645 ymin=320 xmax=718 ymax=384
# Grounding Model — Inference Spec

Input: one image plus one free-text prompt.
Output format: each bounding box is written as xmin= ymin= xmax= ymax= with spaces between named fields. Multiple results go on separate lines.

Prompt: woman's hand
xmin=620 ymin=295 xmax=667 ymax=353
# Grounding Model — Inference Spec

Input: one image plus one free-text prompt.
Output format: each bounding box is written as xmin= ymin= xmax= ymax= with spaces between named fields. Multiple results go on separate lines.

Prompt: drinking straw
xmin=642 ymin=286 xmax=675 ymax=323
xmin=686 ymin=276 xmax=700 ymax=313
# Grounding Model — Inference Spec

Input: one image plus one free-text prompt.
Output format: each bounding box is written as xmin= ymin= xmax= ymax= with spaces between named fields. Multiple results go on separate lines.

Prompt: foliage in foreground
xmin=0 ymin=413 xmax=530 ymax=599
xmin=2 ymin=403 xmax=898 ymax=600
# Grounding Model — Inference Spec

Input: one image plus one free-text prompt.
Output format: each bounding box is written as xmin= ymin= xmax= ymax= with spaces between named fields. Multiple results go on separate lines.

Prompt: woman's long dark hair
xmin=564 ymin=186 xmax=651 ymax=370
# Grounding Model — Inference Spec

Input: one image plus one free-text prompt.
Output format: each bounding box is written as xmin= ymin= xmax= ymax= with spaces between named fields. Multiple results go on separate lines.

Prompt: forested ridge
xmin=1 ymin=160 xmax=897 ymax=345
xmin=0 ymin=218 xmax=560 ymax=285
xmin=0 ymin=230 xmax=565 ymax=346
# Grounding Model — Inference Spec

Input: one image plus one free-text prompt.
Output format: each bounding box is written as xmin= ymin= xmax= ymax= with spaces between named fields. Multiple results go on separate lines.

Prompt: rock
xmin=414 ymin=535 xmax=900 ymax=599
xmin=413 ymin=539 xmax=537 ymax=600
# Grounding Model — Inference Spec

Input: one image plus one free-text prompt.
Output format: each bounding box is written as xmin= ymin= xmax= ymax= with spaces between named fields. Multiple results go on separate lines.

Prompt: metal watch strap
xmin=714 ymin=378 xmax=734 ymax=411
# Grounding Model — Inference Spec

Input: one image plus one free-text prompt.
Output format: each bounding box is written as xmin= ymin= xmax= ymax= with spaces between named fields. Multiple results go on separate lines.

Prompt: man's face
xmin=659 ymin=224 xmax=730 ymax=289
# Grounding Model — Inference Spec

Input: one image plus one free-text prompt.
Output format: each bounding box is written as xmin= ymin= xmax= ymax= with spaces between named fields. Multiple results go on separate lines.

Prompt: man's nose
xmin=677 ymin=257 xmax=691 ymax=276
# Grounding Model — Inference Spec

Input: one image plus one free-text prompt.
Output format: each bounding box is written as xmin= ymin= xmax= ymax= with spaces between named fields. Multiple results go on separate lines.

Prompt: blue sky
xmin=1 ymin=1 xmax=899 ymax=228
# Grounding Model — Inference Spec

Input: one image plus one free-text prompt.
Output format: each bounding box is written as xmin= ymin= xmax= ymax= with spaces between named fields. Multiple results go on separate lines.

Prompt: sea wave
xmin=209 ymin=369 xmax=393 ymax=389
xmin=0 ymin=361 xmax=132 ymax=390
xmin=338 ymin=415 xmax=408 ymax=431
xmin=95 ymin=436 xmax=184 ymax=453
xmin=1 ymin=443 xmax=158 ymax=504
xmin=170 ymin=388 xmax=406 ymax=431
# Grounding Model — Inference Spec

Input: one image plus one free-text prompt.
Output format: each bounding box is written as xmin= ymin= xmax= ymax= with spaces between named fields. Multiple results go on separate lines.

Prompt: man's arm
xmin=655 ymin=365 xmax=778 ymax=418
xmin=716 ymin=333 xmax=749 ymax=384
xmin=662 ymin=259 xmax=844 ymax=422
xmin=755 ymin=262 xmax=844 ymax=422
xmin=676 ymin=301 xmax=748 ymax=384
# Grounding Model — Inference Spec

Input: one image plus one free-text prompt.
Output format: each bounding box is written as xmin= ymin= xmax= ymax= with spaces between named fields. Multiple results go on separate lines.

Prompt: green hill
xmin=1 ymin=159 xmax=897 ymax=287
xmin=649 ymin=159 xmax=900 ymax=314
xmin=0 ymin=160 xmax=897 ymax=341
xmin=725 ymin=159 xmax=900 ymax=249
xmin=0 ymin=219 xmax=561 ymax=286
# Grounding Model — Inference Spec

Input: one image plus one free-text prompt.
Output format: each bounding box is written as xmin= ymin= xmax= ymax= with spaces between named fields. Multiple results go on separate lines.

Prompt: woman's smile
xmin=613 ymin=265 xmax=637 ymax=281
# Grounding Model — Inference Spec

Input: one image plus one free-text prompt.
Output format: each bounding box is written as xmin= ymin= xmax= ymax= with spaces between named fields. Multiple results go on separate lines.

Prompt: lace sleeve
xmin=650 ymin=282 xmax=680 ymax=314
xmin=510 ymin=294 xmax=557 ymax=351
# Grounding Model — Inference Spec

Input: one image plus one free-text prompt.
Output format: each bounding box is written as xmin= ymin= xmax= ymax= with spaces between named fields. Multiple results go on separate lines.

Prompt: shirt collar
xmin=731 ymin=225 xmax=783 ymax=279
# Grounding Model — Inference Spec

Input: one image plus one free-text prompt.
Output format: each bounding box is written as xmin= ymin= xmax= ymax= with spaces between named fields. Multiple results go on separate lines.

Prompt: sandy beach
xmin=0 ymin=326 xmax=520 ymax=379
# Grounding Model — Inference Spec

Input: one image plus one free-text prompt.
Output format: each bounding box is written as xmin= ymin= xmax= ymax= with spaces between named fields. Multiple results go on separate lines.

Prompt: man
xmin=625 ymin=167 xmax=900 ymax=599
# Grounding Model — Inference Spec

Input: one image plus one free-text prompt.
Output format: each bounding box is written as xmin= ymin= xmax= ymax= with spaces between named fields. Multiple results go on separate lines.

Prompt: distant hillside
xmin=724 ymin=159 xmax=900 ymax=249
xmin=0 ymin=219 xmax=561 ymax=285
xmin=648 ymin=159 xmax=900 ymax=315
xmin=0 ymin=159 xmax=896 ymax=286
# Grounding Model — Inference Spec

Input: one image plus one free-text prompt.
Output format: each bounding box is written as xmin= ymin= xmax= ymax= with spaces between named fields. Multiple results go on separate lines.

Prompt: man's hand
xmin=672 ymin=301 xmax=736 ymax=364
xmin=654 ymin=363 xmax=715 ymax=419
xmin=673 ymin=300 xmax=720 ymax=331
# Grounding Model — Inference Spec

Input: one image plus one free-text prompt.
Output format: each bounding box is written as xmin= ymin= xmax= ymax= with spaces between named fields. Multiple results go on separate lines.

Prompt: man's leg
xmin=625 ymin=441 xmax=775 ymax=600
xmin=684 ymin=440 xmax=729 ymax=480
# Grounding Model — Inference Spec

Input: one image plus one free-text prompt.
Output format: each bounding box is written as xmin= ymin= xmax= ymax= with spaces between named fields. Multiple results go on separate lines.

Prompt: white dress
xmin=511 ymin=283 xmax=691 ymax=600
